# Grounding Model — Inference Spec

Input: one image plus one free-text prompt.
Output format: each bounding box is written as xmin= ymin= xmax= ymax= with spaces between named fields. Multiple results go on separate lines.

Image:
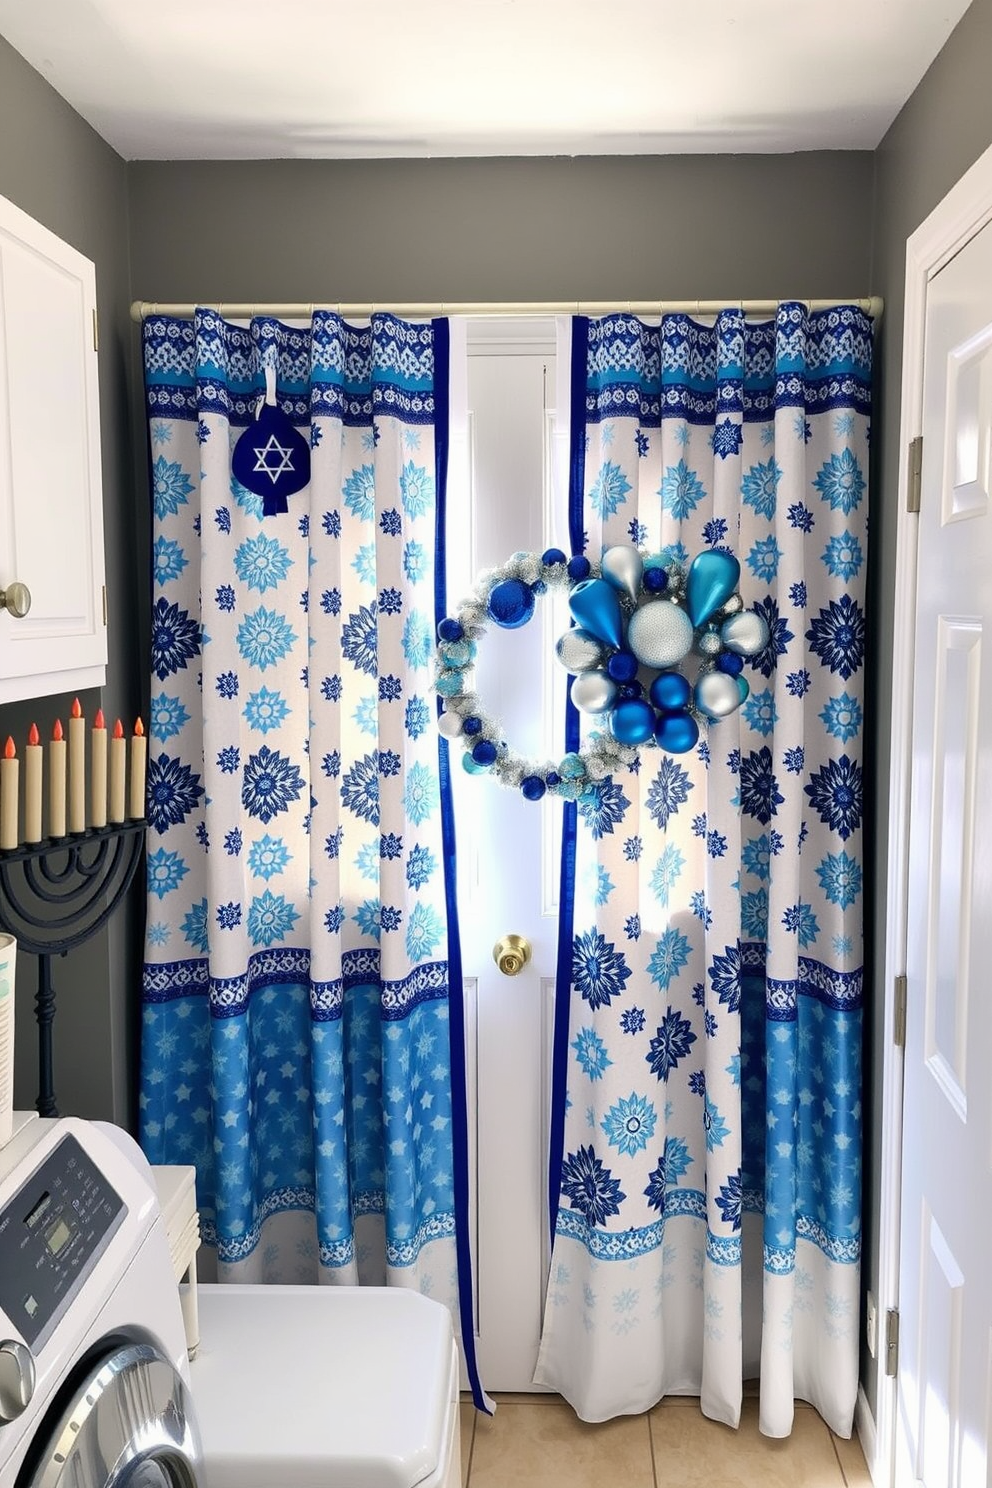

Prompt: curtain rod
xmin=130 ymin=296 xmax=883 ymax=323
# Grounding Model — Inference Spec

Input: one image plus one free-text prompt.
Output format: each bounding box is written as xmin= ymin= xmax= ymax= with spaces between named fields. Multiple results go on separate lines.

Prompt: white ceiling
xmin=0 ymin=0 xmax=973 ymax=160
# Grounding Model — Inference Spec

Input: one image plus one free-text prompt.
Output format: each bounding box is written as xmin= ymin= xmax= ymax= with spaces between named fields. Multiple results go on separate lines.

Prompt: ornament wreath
xmin=433 ymin=545 xmax=768 ymax=803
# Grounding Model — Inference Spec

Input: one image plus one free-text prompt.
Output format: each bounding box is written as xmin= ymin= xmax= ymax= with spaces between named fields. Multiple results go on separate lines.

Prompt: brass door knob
xmin=0 ymin=581 xmax=31 ymax=619
xmin=493 ymin=934 xmax=532 ymax=977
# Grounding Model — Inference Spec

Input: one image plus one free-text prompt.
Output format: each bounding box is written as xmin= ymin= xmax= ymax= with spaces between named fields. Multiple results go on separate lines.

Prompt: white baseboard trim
xmin=855 ymin=1385 xmax=879 ymax=1483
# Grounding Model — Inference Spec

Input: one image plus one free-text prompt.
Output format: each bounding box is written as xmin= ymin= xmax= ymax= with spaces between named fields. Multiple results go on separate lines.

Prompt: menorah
xmin=0 ymin=821 xmax=146 ymax=1115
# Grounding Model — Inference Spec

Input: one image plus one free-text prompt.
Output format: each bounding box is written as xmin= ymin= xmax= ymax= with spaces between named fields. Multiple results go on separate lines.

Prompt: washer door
xmin=24 ymin=1340 xmax=202 ymax=1488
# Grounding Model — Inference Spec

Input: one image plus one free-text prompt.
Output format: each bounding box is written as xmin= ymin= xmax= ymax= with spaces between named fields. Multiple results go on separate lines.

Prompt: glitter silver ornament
xmin=721 ymin=610 xmax=770 ymax=657
xmin=721 ymin=593 xmax=743 ymax=615
xmin=586 ymin=755 xmax=614 ymax=780
xmin=570 ymin=670 xmax=618 ymax=714
xmin=697 ymin=628 xmax=723 ymax=657
xmin=556 ymin=628 xmax=606 ymax=673
xmin=627 ymin=600 xmax=694 ymax=669
xmin=437 ymin=711 xmax=465 ymax=738
xmin=445 ymin=692 xmax=479 ymax=717
xmin=695 ymin=670 xmax=745 ymax=719
xmin=600 ymin=544 xmax=644 ymax=602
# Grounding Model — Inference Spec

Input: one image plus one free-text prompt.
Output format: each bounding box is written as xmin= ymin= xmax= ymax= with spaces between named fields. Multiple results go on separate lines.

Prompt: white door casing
xmin=447 ymin=318 xmax=567 ymax=1390
xmin=880 ymin=138 xmax=992 ymax=1488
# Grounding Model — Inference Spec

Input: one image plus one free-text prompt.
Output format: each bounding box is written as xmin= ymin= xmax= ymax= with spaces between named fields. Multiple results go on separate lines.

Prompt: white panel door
xmin=448 ymin=319 xmax=566 ymax=1390
xmin=898 ymin=217 xmax=992 ymax=1486
xmin=0 ymin=192 xmax=106 ymax=702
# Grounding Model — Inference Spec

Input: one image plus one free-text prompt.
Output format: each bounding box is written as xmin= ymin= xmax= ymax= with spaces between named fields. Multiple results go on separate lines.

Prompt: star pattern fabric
xmin=535 ymin=307 xmax=868 ymax=1438
xmin=140 ymin=310 xmax=460 ymax=1320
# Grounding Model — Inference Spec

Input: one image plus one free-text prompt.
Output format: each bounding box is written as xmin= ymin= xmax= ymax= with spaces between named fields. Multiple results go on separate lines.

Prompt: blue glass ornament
xmin=231 ymin=400 xmax=311 ymax=515
xmin=437 ymin=617 xmax=464 ymax=642
xmin=542 ymin=548 xmax=567 ymax=567
xmin=462 ymin=753 xmax=487 ymax=775
xmin=642 ymin=567 xmax=668 ymax=594
xmin=521 ymin=775 xmax=547 ymax=801
xmin=716 ymin=650 xmax=744 ymax=676
xmin=737 ymin=675 xmax=750 ymax=705
xmin=558 ymin=753 xmax=587 ymax=780
xmin=567 ymin=555 xmax=591 ymax=582
xmin=568 ymin=578 xmax=624 ymax=650
xmin=606 ymin=651 xmax=639 ymax=683
xmin=655 ymin=710 xmax=700 ymax=754
xmin=472 ymin=739 xmax=498 ymax=765
xmin=618 ymin=681 xmax=644 ymax=701
xmin=546 ymin=772 xmax=561 ymax=788
xmin=685 ymin=550 xmax=741 ymax=626
xmin=435 ymin=671 xmax=465 ymax=698
xmin=650 ymin=671 xmax=692 ymax=711
xmin=609 ymin=699 xmax=655 ymax=746
xmin=487 ymin=578 xmax=535 ymax=629
xmin=463 ymin=716 xmax=483 ymax=736
xmin=438 ymin=638 xmax=476 ymax=669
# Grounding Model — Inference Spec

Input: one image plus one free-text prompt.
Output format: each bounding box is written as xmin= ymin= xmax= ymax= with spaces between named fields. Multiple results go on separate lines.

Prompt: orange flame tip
xmin=94 ymin=708 xmax=105 ymax=729
xmin=134 ymin=718 xmax=145 ymax=737
xmin=28 ymin=723 xmax=40 ymax=746
xmin=3 ymin=737 xmax=15 ymax=760
xmin=112 ymin=718 xmax=124 ymax=739
xmin=52 ymin=719 xmax=64 ymax=742
xmin=70 ymin=698 xmax=82 ymax=719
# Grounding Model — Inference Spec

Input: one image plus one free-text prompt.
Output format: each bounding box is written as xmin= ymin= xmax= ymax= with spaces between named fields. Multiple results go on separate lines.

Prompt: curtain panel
xmin=138 ymin=312 xmax=478 ymax=1389
xmin=536 ymin=307 xmax=869 ymax=1437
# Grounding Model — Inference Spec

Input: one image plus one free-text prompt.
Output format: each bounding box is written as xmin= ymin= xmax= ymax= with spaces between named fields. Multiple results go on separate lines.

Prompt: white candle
xmin=68 ymin=698 xmax=85 ymax=833
xmin=24 ymin=723 xmax=42 ymax=843
xmin=49 ymin=720 xmax=66 ymax=838
xmin=90 ymin=708 xmax=107 ymax=829
xmin=0 ymin=738 xmax=18 ymax=850
xmin=109 ymin=719 xmax=126 ymax=824
xmin=129 ymin=718 xmax=147 ymax=820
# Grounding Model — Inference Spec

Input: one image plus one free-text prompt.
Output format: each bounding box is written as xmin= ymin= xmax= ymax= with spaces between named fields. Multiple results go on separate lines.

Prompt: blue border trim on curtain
xmin=432 ymin=317 xmax=490 ymax=1414
xmin=546 ymin=315 xmax=589 ymax=1243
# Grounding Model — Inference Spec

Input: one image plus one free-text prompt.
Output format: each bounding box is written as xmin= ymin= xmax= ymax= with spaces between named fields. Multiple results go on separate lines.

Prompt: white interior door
xmin=897 ymin=216 xmax=992 ymax=1485
xmin=447 ymin=318 xmax=567 ymax=1390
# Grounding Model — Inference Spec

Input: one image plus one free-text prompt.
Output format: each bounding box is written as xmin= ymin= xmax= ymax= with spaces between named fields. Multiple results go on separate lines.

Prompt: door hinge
xmin=884 ymin=1308 xmax=900 ymax=1378
xmin=893 ymin=973 xmax=907 ymax=1049
xmin=907 ymin=435 xmax=923 ymax=514
xmin=101 ymin=585 xmax=107 ymax=626
xmin=92 ymin=307 xmax=99 ymax=353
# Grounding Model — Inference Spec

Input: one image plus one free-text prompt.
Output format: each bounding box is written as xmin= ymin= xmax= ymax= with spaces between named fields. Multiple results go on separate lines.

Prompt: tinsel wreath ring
xmin=432 ymin=545 xmax=770 ymax=804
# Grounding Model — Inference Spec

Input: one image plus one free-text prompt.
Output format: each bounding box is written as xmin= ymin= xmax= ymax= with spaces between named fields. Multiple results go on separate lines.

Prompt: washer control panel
xmin=0 ymin=1135 xmax=125 ymax=1348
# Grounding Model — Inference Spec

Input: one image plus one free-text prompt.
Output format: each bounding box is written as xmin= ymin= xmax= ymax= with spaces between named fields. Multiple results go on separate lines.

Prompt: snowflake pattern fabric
xmin=139 ymin=311 xmax=460 ymax=1320
xmin=535 ymin=307 xmax=868 ymax=1438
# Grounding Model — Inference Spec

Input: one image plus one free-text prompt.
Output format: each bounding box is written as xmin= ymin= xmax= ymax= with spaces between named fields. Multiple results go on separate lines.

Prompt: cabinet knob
xmin=0 ymin=581 xmax=31 ymax=619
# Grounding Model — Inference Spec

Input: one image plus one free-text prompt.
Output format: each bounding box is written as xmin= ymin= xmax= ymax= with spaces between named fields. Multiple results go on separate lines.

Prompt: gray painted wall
xmin=862 ymin=0 xmax=992 ymax=1419
xmin=127 ymin=154 xmax=874 ymax=305
xmin=0 ymin=34 xmax=140 ymax=1127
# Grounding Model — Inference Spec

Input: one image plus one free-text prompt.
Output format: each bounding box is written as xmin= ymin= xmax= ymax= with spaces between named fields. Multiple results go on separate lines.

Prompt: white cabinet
xmin=0 ymin=193 xmax=106 ymax=704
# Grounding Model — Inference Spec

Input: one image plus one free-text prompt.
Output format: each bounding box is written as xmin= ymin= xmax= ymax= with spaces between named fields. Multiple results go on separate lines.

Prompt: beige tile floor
xmin=458 ymin=1393 xmax=873 ymax=1487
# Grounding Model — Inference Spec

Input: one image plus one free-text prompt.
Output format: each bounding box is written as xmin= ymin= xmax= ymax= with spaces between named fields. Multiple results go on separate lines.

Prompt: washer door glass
xmin=27 ymin=1340 xmax=201 ymax=1488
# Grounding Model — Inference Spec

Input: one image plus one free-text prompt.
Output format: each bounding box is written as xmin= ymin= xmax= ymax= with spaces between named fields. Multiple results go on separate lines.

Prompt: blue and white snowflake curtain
xmin=139 ymin=311 xmax=477 ymax=1362
xmin=535 ymin=307 xmax=869 ymax=1438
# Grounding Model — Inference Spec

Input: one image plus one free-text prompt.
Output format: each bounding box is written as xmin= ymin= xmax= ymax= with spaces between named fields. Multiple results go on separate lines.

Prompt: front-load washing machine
xmin=0 ymin=1115 xmax=202 ymax=1488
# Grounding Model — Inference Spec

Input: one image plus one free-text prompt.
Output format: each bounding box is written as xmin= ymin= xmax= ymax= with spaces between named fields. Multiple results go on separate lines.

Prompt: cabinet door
xmin=0 ymin=193 xmax=106 ymax=703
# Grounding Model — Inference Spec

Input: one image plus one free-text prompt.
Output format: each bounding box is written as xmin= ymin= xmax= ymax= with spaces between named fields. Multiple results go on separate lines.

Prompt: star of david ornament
xmin=232 ymin=391 xmax=311 ymax=516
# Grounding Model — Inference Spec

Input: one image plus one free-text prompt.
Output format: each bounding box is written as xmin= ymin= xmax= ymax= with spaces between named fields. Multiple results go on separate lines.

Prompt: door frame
xmin=876 ymin=135 xmax=992 ymax=1486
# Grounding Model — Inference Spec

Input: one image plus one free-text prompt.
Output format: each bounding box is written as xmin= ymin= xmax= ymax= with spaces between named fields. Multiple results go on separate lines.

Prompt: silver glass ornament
xmin=601 ymin=544 xmax=644 ymax=602
xmin=627 ymin=600 xmax=694 ymax=669
xmin=570 ymin=670 xmax=618 ymax=714
xmin=721 ymin=593 xmax=743 ymax=615
xmin=556 ymin=628 xmax=606 ymax=673
xmin=437 ymin=710 xmax=464 ymax=738
xmin=697 ymin=628 xmax=722 ymax=657
xmin=695 ymin=669 xmax=745 ymax=719
xmin=721 ymin=610 xmax=770 ymax=657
